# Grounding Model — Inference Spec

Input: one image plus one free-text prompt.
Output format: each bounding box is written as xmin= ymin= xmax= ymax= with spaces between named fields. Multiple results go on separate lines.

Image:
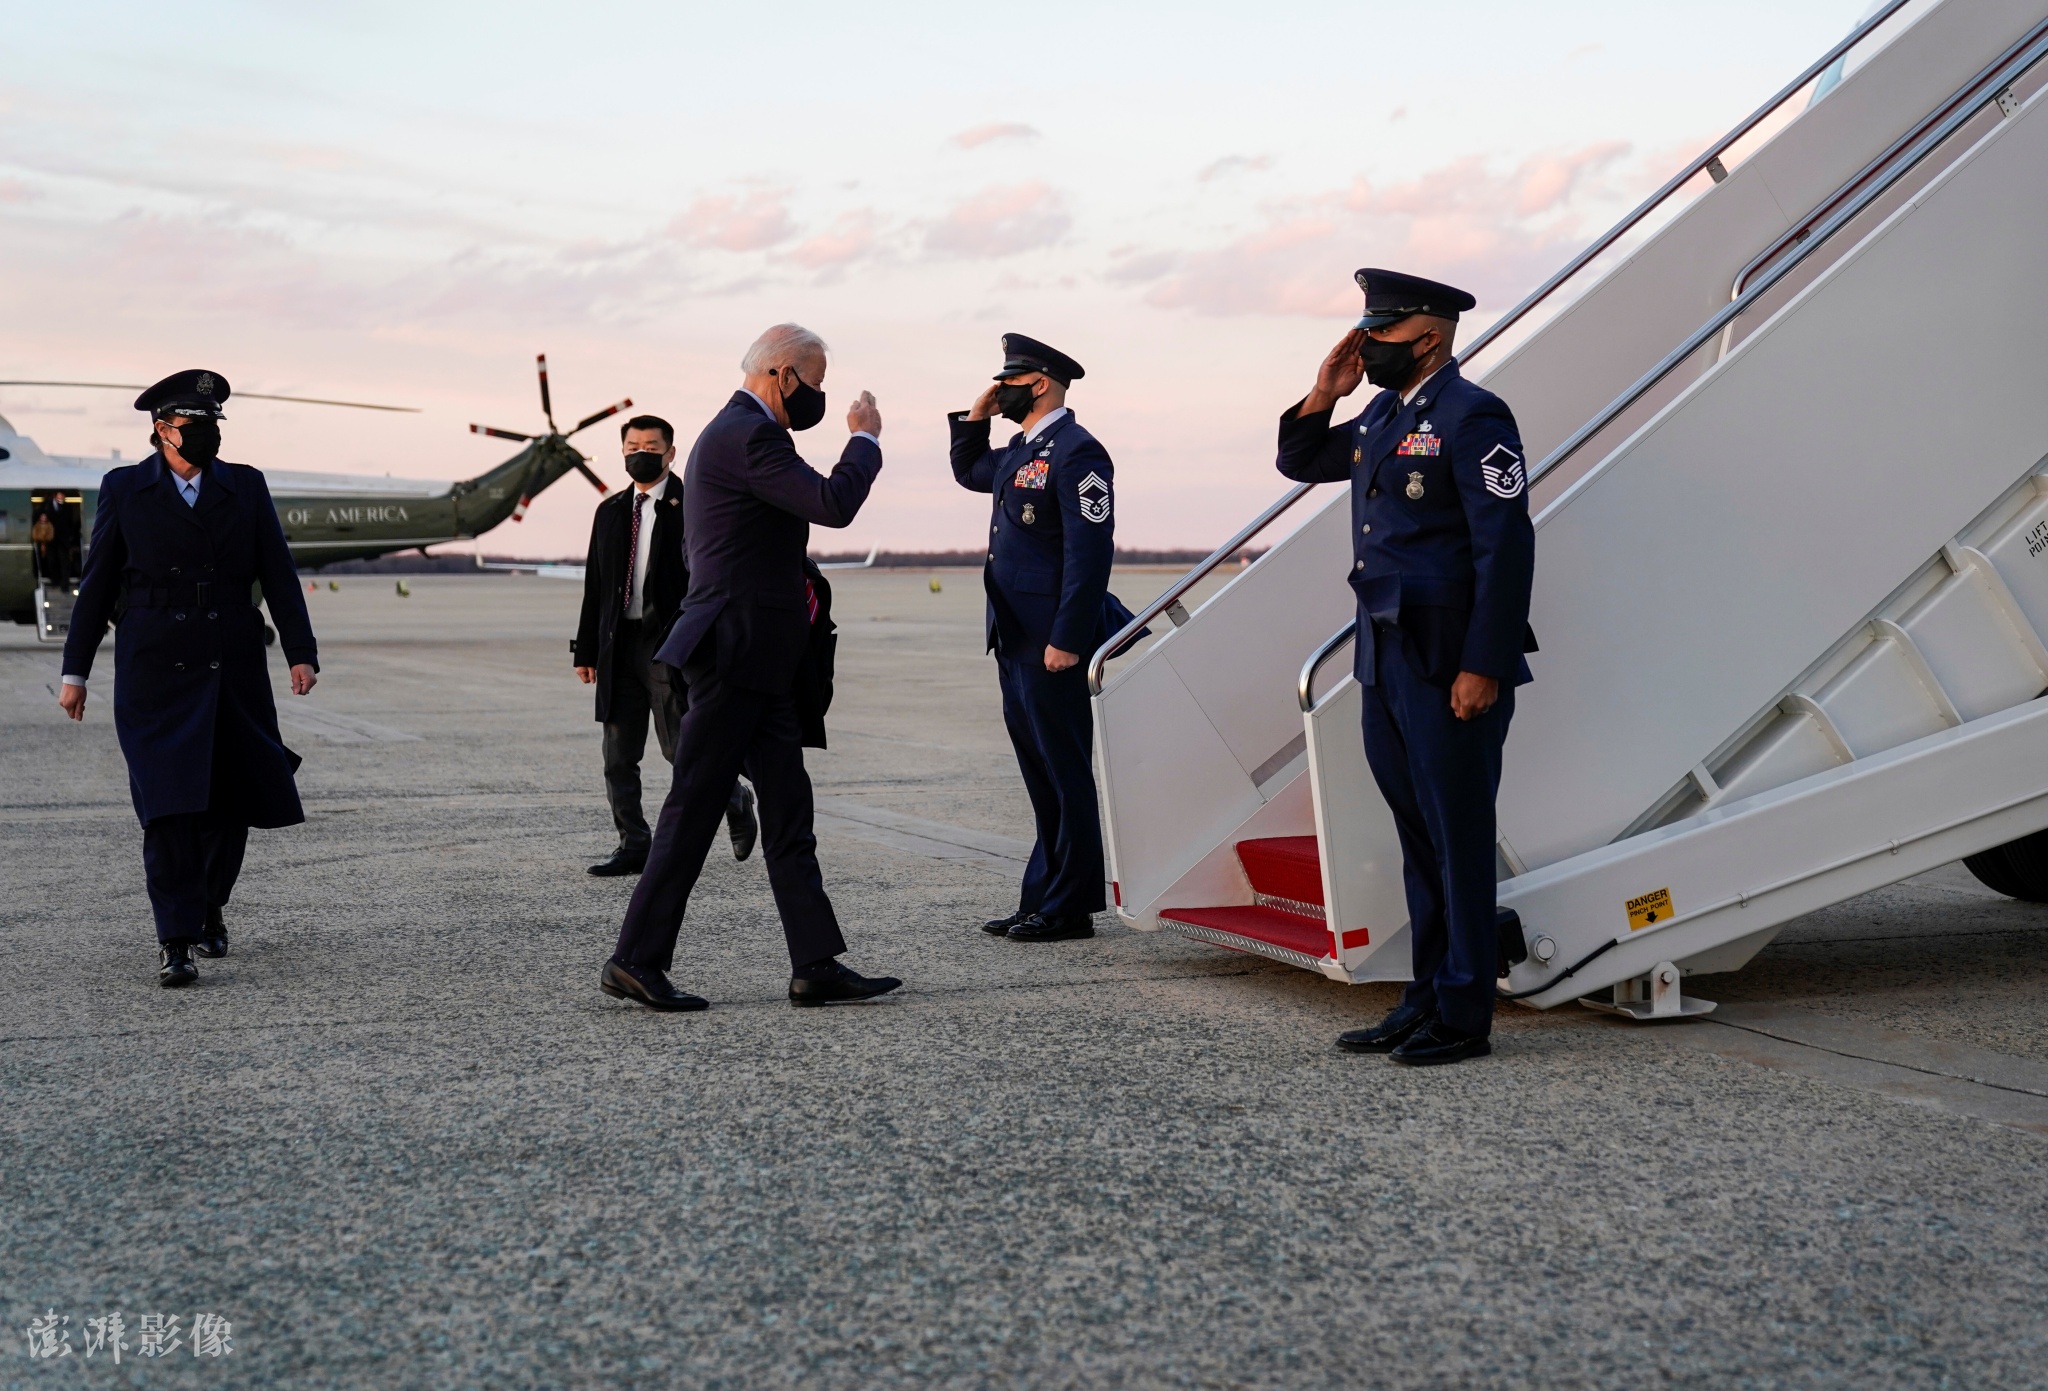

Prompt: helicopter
xmin=0 ymin=356 xmax=626 ymax=641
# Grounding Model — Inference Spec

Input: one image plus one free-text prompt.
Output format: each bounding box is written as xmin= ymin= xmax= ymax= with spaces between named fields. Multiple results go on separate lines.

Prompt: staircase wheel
xmin=1965 ymin=829 xmax=2048 ymax=901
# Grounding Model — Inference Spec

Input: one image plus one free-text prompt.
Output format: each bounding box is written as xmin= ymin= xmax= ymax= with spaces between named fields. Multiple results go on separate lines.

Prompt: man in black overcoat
xmin=602 ymin=324 xmax=901 ymax=1012
xmin=57 ymin=369 xmax=320 ymax=987
xmin=573 ymin=413 xmax=757 ymax=877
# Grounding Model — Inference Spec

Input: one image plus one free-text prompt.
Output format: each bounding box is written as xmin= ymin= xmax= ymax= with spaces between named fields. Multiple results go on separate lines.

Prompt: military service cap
xmin=133 ymin=369 xmax=232 ymax=419
xmin=1353 ymin=269 xmax=1477 ymax=331
xmin=995 ymin=333 xmax=1085 ymax=386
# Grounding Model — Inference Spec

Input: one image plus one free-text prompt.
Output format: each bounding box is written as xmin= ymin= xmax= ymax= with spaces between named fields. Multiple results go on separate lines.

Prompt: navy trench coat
xmin=62 ymin=452 xmax=319 ymax=827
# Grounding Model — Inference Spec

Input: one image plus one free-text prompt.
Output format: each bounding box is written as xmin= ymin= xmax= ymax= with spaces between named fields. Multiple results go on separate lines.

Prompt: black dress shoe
xmin=788 ymin=960 xmax=903 ymax=1007
xmin=982 ymin=909 xmax=1032 ymax=936
xmin=600 ymin=959 xmax=708 ymax=1012
xmin=195 ymin=907 xmax=229 ymax=959
xmin=727 ymin=784 xmax=759 ymax=862
xmin=158 ymin=941 xmax=198 ymax=988
xmin=587 ymin=849 xmax=648 ymax=878
xmin=1007 ymin=912 xmax=1096 ymax=942
xmin=1389 ymin=1021 xmax=1492 ymax=1067
xmin=1336 ymin=1003 xmax=1431 ymax=1054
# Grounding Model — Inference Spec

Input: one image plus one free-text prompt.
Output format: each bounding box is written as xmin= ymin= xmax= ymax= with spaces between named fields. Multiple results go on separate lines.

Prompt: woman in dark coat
xmin=58 ymin=369 xmax=319 ymax=987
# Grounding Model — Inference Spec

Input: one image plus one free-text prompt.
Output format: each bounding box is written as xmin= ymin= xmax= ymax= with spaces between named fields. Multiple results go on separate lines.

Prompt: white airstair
xmin=1088 ymin=0 xmax=2048 ymax=1012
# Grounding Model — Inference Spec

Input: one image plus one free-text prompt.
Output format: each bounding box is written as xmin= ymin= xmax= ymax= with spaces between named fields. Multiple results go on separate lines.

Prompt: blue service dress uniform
xmin=62 ymin=452 xmax=319 ymax=943
xmin=1277 ymin=358 xmax=1535 ymax=1036
xmin=950 ymin=407 xmax=1117 ymax=918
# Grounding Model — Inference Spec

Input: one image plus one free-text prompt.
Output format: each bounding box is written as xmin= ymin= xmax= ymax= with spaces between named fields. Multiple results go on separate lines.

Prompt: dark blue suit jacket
xmin=1277 ymin=360 xmax=1535 ymax=688
xmin=62 ymin=453 xmax=318 ymax=826
xmin=949 ymin=409 xmax=1116 ymax=657
xmin=655 ymin=392 xmax=881 ymax=692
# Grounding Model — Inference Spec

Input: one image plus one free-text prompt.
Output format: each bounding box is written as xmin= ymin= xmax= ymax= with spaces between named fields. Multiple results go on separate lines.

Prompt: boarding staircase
xmin=1089 ymin=0 xmax=2048 ymax=1011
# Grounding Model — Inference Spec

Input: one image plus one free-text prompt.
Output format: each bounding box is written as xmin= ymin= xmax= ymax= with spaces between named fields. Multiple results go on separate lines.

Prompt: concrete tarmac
xmin=4 ymin=570 xmax=2048 ymax=1390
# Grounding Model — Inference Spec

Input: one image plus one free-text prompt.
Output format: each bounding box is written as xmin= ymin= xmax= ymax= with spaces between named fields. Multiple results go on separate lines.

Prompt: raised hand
xmin=848 ymin=390 xmax=882 ymax=438
xmin=1303 ymin=328 xmax=1368 ymax=415
xmin=965 ymin=383 xmax=1002 ymax=423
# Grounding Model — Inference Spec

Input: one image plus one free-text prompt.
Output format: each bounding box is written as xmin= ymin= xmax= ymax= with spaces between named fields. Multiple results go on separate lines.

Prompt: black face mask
xmin=166 ymin=419 xmax=221 ymax=466
xmin=624 ymin=450 xmax=668 ymax=484
xmin=780 ymin=370 xmax=827 ymax=432
xmin=1357 ymin=334 xmax=1425 ymax=391
xmin=995 ymin=382 xmax=1039 ymax=424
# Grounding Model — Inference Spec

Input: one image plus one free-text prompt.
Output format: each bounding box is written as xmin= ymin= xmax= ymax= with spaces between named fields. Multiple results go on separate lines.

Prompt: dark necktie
xmin=623 ymin=491 xmax=647 ymax=615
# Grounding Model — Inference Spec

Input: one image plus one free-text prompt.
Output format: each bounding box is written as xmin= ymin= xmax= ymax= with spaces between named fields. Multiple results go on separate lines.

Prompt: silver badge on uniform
xmin=1406 ymin=471 xmax=1425 ymax=500
xmin=1021 ymin=502 xmax=1036 ymax=525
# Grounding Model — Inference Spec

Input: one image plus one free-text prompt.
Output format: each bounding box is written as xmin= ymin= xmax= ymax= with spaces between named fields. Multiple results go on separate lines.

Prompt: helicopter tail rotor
xmin=469 ymin=424 xmax=534 ymax=441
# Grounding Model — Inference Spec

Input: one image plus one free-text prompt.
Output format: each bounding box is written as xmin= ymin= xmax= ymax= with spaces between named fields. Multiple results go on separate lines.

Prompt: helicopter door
xmin=29 ymin=491 xmax=82 ymax=643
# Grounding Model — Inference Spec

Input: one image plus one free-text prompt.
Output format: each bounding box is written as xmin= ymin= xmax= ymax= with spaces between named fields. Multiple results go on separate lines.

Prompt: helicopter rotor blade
xmin=0 ymin=381 xmax=419 ymax=412
xmin=470 ymin=424 xmax=534 ymax=441
xmin=536 ymin=354 xmax=557 ymax=433
xmin=572 ymin=460 xmax=610 ymax=494
xmin=569 ymin=397 xmax=634 ymax=436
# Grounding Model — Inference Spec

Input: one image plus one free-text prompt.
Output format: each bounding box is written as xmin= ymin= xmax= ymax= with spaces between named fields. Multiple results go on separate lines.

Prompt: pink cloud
xmin=953 ymin=123 xmax=1040 ymax=149
xmin=667 ymin=188 xmax=795 ymax=252
xmin=924 ymin=182 xmax=1069 ymax=258
xmin=788 ymin=208 xmax=881 ymax=270
xmin=1142 ymin=143 xmax=1633 ymax=317
xmin=1197 ymin=154 xmax=1274 ymax=182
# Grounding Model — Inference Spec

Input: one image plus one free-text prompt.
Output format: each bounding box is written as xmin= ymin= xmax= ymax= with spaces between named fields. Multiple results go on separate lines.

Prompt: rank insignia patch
xmin=1395 ymin=433 xmax=1441 ymax=457
xmin=1077 ymin=471 xmax=1111 ymax=524
xmin=1480 ymin=443 xmax=1526 ymax=498
xmin=1013 ymin=459 xmax=1049 ymax=490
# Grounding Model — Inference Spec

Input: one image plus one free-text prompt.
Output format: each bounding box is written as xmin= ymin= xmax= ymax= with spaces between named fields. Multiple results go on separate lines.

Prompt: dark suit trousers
xmin=142 ymin=810 xmax=247 ymax=944
xmin=613 ymin=667 xmax=845 ymax=973
xmin=603 ymin=621 xmax=750 ymax=855
xmin=603 ymin=620 xmax=680 ymax=855
xmin=1360 ymin=623 xmax=1514 ymax=1037
xmin=996 ymin=652 xmax=1106 ymax=916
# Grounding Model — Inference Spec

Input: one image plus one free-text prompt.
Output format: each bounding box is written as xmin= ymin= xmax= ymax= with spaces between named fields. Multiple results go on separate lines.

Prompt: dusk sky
xmin=2 ymin=0 xmax=1867 ymax=557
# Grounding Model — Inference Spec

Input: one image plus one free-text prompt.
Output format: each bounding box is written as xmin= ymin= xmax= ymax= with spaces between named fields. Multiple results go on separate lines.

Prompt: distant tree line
xmin=311 ymin=546 xmax=1266 ymax=575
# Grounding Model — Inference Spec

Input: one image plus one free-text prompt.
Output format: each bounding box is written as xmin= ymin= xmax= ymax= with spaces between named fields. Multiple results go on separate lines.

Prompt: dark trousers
xmin=996 ymin=651 xmax=1106 ymax=916
xmin=603 ymin=620 xmax=681 ymax=856
xmin=141 ymin=810 xmax=248 ymax=944
xmin=1360 ymin=623 xmax=1514 ymax=1037
xmin=612 ymin=666 xmax=845 ymax=974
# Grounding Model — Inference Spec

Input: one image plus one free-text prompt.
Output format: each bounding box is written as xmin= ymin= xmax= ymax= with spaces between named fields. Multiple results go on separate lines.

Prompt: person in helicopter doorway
xmin=57 ymin=369 xmax=321 ymax=987
xmin=574 ymin=413 xmax=758 ymax=878
xmin=950 ymin=334 xmax=1138 ymax=943
xmin=1276 ymin=270 xmax=1537 ymax=1066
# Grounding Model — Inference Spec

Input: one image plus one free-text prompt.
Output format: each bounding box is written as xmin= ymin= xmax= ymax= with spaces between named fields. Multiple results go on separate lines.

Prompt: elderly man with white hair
xmin=603 ymin=323 xmax=899 ymax=1011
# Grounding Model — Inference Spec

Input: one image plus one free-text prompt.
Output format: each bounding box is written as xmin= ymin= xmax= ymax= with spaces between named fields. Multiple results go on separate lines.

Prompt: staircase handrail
xmin=1090 ymin=0 xmax=1916 ymax=698
xmin=1298 ymin=25 xmax=2048 ymax=714
xmin=1727 ymin=15 xmax=2048 ymax=313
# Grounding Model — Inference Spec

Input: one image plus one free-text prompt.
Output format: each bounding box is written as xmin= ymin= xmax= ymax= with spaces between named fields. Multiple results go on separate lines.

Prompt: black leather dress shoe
xmin=600 ymin=959 xmax=709 ymax=1012
xmin=727 ymin=784 xmax=759 ymax=862
xmin=1389 ymin=1021 xmax=1492 ymax=1066
xmin=1336 ymin=1003 xmax=1431 ymax=1054
xmin=587 ymin=849 xmax=648 ymax=878
xmin=1007 ymin=912 xmax=1096 ymax=942
xmin=158 ymin=941 xmax=198 ymax=988
xmin=788 ymin=960 xmax=903 ymax=1007
xmin=195 ymin=907 xmax=229 ymax=959
xmin=982 ymin=909 xmax=1032 ymax=936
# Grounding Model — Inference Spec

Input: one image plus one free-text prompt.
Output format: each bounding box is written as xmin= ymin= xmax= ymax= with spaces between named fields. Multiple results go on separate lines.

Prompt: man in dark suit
xmin=949 ymin=334 xmax=1124 ymax=943
xmin=1276 ymin=269 xmax=1537 ymax=1066
xmin=573 ymin=413 xmax=757 ymax=877
xmin=56 ymin=369 xmax=320 ymax=987
xmin=603 ymin=324 xmax=901 ymax=1012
